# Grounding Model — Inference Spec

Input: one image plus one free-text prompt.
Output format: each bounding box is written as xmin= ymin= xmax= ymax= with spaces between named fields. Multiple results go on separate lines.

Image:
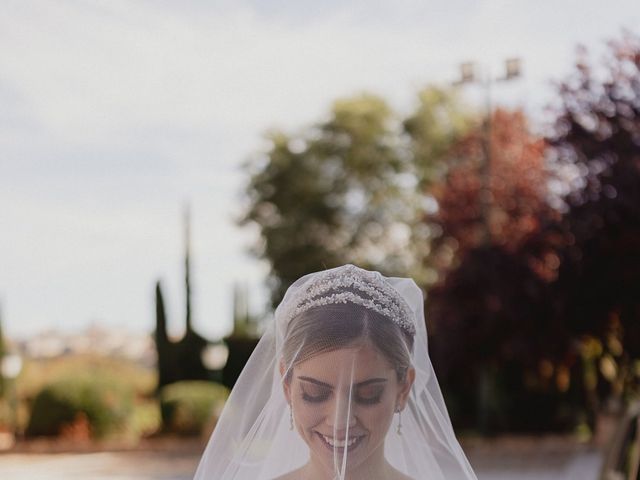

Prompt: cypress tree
xmin=154 ymin=206 xmax=213 ymax=392
xmin=184 ymin=205 xmax=193 ymax=334
xmin=155 ymin=281 xmax=167 ymax=390
xmin=155 ymin=281 xmax=175 ymax=391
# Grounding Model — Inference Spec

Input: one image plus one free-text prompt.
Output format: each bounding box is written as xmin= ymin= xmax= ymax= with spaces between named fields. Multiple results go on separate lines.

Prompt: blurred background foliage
xmin=0 ymin=31 xmax=639 ymax=445
xmin=0 ymin=354 xmax=160 ymax=442
xmin=238 ymin=86 xmax=474 ymax=306
xmin=238 ymin=32 xmax=640 ymax=435
xmin=159 ymin=380 xmax=228 ymax=437
xmin=26 ymin=375 xmax=134 ymax=439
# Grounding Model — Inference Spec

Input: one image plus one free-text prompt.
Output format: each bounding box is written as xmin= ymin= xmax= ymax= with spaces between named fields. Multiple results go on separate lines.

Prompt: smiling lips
xmin=316 ymin=432 xmax=365 ymax=451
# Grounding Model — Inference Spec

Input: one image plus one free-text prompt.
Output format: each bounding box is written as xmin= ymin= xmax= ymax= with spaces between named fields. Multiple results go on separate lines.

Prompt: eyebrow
xmin=297 ymin=376 xmax=387 ymax=388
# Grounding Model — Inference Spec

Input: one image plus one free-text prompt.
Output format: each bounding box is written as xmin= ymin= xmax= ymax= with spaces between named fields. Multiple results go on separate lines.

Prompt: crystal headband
xmin=280 ymin=264 xmax=416 ymax=336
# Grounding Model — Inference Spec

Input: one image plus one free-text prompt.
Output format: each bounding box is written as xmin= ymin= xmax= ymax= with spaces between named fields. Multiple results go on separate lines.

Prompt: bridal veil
xmin=194 ymin=264 xmax=477 ymax=480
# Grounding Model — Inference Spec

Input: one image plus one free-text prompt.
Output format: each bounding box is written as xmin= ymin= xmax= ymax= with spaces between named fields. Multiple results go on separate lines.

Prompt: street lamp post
xmin=454 ymin=58 xmax=522 ymax=246
xmin=453 ymin=58 xmax=522 ymax=435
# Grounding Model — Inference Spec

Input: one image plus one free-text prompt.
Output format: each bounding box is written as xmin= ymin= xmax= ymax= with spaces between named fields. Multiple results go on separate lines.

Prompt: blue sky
xmin=0 ymin=0 xmax=638 ymax=340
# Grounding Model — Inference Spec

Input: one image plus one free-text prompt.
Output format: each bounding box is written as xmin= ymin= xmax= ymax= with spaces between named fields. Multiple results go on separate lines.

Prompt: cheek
xmin=358 ymin=402 xmax=395 ymax=429
xmin=293 ymin=400 xmax=326 ymax=428
xmin=357 ymin=398 xmax=396 ymax=432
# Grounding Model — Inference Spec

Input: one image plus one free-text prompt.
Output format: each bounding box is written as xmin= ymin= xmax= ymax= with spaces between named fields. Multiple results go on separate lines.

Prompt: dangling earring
xmin=289 ymin=404 xmax=294 ymax=431
xmin=396 ymin=407 xmax=402 ymax=435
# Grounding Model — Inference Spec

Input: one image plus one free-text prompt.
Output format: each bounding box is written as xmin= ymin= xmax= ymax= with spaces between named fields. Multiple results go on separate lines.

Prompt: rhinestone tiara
xmin=280 ymin=264 xmax=416 ymax=336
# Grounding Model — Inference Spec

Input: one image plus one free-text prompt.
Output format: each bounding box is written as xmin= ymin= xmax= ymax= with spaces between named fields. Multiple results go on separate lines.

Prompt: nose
xmin=326 ymin=394 xmax=357 ymax=432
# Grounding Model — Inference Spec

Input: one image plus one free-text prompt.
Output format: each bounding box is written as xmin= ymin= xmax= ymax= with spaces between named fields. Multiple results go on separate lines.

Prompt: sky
xmin=0 ymin=0 xmax=638 ymax=341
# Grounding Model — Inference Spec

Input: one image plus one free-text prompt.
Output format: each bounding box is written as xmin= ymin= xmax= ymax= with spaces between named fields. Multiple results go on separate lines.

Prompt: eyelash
xmin=356 ymin=394 xmax=383 ymax=405
xmin=301 ymin=390 xmax=383 ymax=405
xmin=301 ymin=391 xmax=330 ymax=403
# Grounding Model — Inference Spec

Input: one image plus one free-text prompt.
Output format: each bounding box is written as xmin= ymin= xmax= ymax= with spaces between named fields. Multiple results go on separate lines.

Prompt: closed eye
xmin=301 ymin=387 xmax=331 ymax=403
xmin=355 ymin=386 xmax=384 ymax=405
xmin=296 ymin=376 xmax=388 ymax=405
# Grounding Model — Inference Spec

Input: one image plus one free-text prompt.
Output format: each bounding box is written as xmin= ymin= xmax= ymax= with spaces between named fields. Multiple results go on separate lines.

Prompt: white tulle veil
xmin=194 ymin=264 xmax=477 ymax=480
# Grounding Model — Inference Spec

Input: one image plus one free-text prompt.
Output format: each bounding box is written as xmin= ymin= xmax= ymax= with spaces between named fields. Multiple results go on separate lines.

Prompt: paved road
xmin=0 ymin=447 xmax=603 ymax=479
xmin=0 ymin=450 xmax=200 ymax=479
xmin=468 ymin=448 xmax=602 ymax=480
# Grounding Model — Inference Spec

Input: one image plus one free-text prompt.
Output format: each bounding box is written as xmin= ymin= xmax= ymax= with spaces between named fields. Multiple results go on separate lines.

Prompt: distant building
xmin=14 ymin=325 xmax=157 ymax=367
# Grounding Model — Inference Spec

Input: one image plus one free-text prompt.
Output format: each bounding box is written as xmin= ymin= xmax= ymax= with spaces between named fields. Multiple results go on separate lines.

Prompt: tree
xmin=240 ymin=88 xmax=474 ymax=306
xmin=404 ymin=86 xmax=476 ymax=191
xmin=154 ymin=281 xmax=174 ymax=391
xmin=240 ymin=93 xmax=414 ymax=308
xmin=403 ymin=86 xmax=477 ymax=285
xmin=430 ymin=108 xmax=554 ymax=270
xmin=154 ymin=208 xmax=212 ymax=392
xmin=429 ymin=32 xmax=640 ymax=433
xmin=424 ymin=108 xmax=561 ymax=432
xmin=222 ymin=282 xmax=260 ymax=389
xmin=546 ymin=31 xmax=640 ymax=419
xmin=428 ymin=244 xmax=569 ymax=432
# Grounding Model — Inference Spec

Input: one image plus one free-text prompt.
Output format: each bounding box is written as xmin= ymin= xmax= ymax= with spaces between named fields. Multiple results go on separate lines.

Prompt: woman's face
xmin=282 ymin=342 xmax=414 ymax=475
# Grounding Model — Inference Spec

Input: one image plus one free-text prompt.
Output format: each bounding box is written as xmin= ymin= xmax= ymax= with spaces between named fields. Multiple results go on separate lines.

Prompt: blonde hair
xmin=282 ymin=303 xmax=414 ymax=383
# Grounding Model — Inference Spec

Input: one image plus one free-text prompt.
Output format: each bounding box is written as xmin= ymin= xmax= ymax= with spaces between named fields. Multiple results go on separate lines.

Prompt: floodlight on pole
xmin=452 ymin=57 xmax=523 ymax=246
xmin=504 ymin=58 xmax=521 ymax=81
xmin=452 ymin=57 xmax=523 ymax=435
xmin=459 ymin=62 xmax=476 ymax=83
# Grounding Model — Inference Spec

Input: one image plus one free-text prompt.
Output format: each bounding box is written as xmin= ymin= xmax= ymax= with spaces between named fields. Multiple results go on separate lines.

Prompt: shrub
xmin=159 ymin=380 xmax=228 ymax=436
xmin=131 ymin=400 xmax=162 ymax=438
xmin=0 ymin=398 xmax=10 ymax=431
xmin=26 ymin=375 xmax=133 ymax=439
xmin=18 ymin=355 xmax=156 ymax=401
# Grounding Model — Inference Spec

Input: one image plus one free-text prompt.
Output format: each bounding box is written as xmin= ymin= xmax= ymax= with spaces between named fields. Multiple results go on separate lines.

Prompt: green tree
xmin=154 ymin=281 xmax=175 ymax=392
xmin=404 ymin=86 xmax=476 ymax=190
xmin=545 ymin=32 xmax=640 ymax=424
xmin=240 ymin=93 xmax=412 ymax=307
xmin=240 ymin=88 xmax=474 ymax=306
xmin=222 ymin=283 xmax=260 ymax=389
xmin=154 ymin=207 xmax=212 ymax=392
xmin=403 ymin=86 xmax=476 ymax=285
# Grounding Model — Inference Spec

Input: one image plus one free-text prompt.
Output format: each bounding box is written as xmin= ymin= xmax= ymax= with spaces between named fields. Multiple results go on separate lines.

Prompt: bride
xmin=194 ymin=264 xmax=477 ymax=480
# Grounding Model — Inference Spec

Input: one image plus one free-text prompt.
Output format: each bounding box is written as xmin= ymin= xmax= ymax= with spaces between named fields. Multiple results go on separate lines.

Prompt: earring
xmin=289 ymin=404 xmax=294 ymax=431
xmin=396 ymin=407 xmax=402 ymax=435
